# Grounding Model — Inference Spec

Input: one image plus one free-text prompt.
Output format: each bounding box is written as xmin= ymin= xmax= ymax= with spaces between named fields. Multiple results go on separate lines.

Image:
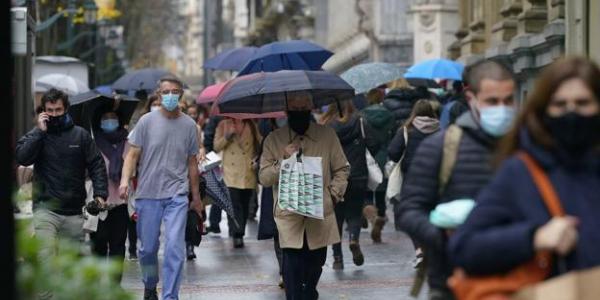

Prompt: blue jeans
xmin=136 ymin=195 xmax=188 ymax=300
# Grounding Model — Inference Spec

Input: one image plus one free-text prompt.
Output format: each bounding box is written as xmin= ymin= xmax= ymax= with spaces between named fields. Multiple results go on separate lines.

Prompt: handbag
xmin=359 ymin=117 xmax=383 ymax=191
xmin=385 ymin=126 xmax=408 ymax=201
xmin=448 ymin=151 xmax=565 ymax=300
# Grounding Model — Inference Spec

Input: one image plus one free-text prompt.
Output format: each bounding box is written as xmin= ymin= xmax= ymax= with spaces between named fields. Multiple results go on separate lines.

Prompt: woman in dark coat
xmin=449 ymin=57 xmax=600 ymax=278
xmin=321 ymin=101 xmax=380 ymax=269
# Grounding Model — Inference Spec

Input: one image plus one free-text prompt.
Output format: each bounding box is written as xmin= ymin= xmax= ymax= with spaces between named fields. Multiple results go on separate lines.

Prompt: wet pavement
xmin=122 ymin=206 xmax=426 ymax=300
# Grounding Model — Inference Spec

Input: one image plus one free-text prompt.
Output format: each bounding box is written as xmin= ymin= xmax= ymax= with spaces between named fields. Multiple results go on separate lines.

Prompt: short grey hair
xmin=158 ymin=75 xmax=185 ymax=90
xmin=465 ymin=60 xmax=515 ymax=94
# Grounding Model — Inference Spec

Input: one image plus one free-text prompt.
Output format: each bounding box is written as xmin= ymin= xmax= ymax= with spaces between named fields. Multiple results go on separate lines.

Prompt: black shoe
xmin=233 ymin=237 xmax=244 ymax=248
xmin=207 ymin=226 xmax=221 ymax=234
xmin=186 ymin=244 xmax=196 ymax=260
xmin=143 ymin=288 xmax=158 ymax=300
xmin=349 ymin=241 xmax=364 ymax=266
xmin=332 ymin=256 xmax=344 ymax=270
xmin=128 ymin=252 xmax=138 ymax=261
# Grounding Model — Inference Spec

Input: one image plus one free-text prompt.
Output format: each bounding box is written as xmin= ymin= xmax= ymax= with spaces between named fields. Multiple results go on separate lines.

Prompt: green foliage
xmin=16 ymin=220 xmax=133 ymax=300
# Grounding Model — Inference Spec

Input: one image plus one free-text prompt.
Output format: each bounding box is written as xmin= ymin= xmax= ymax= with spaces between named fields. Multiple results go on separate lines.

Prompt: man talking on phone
xmin=16 ymin=88 xmax=108 ymax=293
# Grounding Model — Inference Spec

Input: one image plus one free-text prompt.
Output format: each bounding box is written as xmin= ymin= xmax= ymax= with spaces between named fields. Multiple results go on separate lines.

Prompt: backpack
xmin=440 ymin=101 xmax=457 ymax=129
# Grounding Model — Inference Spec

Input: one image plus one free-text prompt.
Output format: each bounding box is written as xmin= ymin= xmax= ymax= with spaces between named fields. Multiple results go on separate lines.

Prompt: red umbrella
xmin=197 ymin=82 xmax=227 ymax=104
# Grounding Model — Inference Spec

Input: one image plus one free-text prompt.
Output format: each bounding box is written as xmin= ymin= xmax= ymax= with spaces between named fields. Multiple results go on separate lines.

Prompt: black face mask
xmin=543 ymin=112 xmax=600 ymax=155
xmin=46 ymin=114 xmax=72 ymax=133
xmin=287 ymin=110 xmax=311 ymax=135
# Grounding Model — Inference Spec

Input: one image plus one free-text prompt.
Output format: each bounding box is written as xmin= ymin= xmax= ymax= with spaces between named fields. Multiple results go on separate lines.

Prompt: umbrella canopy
xmin=111 ymin=68 xmax=175 ymax=92
xmin=341 ymin=62 xmax=405 ymax=94
xmin=197 ymin=82 xmax=227 ymax=104
xmin=237 ymin=40 xmax=333 ymax=76
xmin=203 ymin=46 xmax=258 ymax=71
xmin=36 ymin=74 xmax=90 ymax=96
xmin=216 ymin=70 xmax=354 ymax=114
xmin=69 ymin=89 xmax=139 ymax=131
xmin=405 ymin=58 xmax=464 ymax=81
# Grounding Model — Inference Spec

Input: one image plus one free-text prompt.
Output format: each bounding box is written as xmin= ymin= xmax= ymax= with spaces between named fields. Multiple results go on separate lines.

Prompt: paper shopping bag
xmin=278 ymin=152 xmax=324 ymax=219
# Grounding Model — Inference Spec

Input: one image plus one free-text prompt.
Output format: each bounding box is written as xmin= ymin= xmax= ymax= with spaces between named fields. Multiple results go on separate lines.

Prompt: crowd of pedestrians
xmin=14 ymin=56 xmax=600 ymax=300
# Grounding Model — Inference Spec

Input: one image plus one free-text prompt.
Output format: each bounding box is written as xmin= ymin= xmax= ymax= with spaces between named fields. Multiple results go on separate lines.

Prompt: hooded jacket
xmin=16 ymin=118 xmax=108 ymax=215
xmin=361 ymin=104 xmax=395 ymax=168
xmin=396 ymin=111 xmax=498 ymax=291
xmin=449 ymin=129 xmax=600 ymax=276
xmin=328 ymin=114 xmax=380 ymax=181
xmin=388 ymin=116 xmax=440 ymax=174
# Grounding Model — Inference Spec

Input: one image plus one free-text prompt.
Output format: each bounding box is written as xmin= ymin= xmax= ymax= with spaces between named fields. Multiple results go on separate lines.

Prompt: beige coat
xmin=214 ymin=119 xmax=261 ymax=189
xmin=259 ymin=123 xmax=350 ymax=250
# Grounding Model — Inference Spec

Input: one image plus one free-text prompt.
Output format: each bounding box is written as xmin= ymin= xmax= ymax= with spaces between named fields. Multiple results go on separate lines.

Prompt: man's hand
xmin=38 ymin=112 xmax=49 ymax=132
xmin=119 ymin=182 xmax=129 ymax=200
xmin=534 ymin=216 xmax=579 ymax=256
xmin=283 ymin=144 xmax=299 ymax=159
xmin=190 ymin=195 xmax=204 ymax=217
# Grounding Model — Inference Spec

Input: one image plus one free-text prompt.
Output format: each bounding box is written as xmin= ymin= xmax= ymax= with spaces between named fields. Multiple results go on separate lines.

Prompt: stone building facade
xmin=447 ymin=0 xmax=600 ymax=101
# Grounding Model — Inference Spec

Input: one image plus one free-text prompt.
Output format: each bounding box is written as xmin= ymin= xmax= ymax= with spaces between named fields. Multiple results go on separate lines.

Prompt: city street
xmin=122 ymin=207 xmax=424 ymax=300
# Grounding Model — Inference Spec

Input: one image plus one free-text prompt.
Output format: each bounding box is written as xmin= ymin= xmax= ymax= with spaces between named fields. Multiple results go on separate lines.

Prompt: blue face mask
xmin=479 ymin=106 xmax=516 ymax=137
xmin=100 ymin=118 xmax=119 ymax=133
xmin=161 ymin=93 xmax=180 ymax=111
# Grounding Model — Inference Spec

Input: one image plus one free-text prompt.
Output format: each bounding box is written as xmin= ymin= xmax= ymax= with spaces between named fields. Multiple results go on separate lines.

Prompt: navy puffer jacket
xmin=383 ymin=88 xmax=420 ymax=126
xmin=449 ymin=129 xmax=600 ymax=276
xmin=396 ymin=112 xmax=498 ymax=291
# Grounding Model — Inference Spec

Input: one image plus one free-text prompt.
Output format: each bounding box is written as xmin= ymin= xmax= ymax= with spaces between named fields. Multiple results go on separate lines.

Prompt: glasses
xmin=159 ymin=89 xmax=183 ymax=95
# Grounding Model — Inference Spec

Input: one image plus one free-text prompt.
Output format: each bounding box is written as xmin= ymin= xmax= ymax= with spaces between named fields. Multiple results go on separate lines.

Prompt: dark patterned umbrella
xmin=202 ymin=167 xmax=239 ymax=229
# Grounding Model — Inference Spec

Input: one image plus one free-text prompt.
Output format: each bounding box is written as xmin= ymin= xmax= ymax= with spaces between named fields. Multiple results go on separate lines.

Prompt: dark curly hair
xmin=41 ymin=88 xmax=70 ymax=111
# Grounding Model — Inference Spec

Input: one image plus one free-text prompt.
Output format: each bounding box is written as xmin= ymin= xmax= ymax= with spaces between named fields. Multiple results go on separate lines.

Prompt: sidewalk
xmin=122 ymin=208 xmax=425 ymax=300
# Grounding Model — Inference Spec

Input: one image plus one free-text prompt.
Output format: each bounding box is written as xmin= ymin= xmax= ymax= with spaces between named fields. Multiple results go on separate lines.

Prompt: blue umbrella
xmin=237 ymin=40 xmax=333 ymax=76
xmin=203 ymin=46 xmax=258 ymax=71
xmin=111 ymin=68 xmax=175 ymax=92
xmin=216 ymin=70 xmax=354 ymax=114
xmin=404 ymin=58 xmax=464 ymax=81
xmin=341 ymin=62 xmax=405 ymax=94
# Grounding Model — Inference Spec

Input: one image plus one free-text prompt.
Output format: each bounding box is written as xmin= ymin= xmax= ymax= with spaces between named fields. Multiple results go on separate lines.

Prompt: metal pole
xmin=66 ymin=0 xmax=76 ymax=56
xmin=94 ymin=21 xmax=101 ymax=86
xmin=202 ymin=0 xmax=209 ymax=87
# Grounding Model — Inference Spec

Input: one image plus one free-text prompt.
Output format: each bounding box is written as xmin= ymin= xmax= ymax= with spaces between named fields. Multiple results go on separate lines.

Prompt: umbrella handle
xmin=336 ymin=99 xmax=343 ymax=118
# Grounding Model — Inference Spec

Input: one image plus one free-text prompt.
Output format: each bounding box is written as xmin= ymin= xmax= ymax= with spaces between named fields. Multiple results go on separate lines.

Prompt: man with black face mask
xmin=260 ymin=95 xmax=350 ymax=300
xmin=16 ymin=89 xmax=108 ymax=296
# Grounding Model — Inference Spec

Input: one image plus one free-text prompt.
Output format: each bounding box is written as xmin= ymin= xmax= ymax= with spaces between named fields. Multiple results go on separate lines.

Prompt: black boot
xmin=143 ymin=288 xmax=158 ymax=300
xmin=186 ymin=243 xmax=196 ymax=260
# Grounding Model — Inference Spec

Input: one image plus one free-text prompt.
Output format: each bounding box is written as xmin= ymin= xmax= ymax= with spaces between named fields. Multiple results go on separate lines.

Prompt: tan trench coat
xmin=259 ymin=123 xmax=350 ymax=250
xmin=215 ymin=119 xmax=261 ymax=189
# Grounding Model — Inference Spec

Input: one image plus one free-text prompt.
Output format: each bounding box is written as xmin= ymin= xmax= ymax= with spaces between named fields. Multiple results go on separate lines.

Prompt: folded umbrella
xmin=202 ymin=168 xmax=239 ymax=229
xmin=341 ymin=62 xmax=405 ymax=94
xmin=36 ymin=73 xmax=90 ymax=96
xmin=203 ymin=46 xmax=258 ymax=71
xmin=216 ymin=70 xmax=354 ymax=114
xmin=237 ymin=40 xmax=333 ymax=76
xmin=111 ymin=68 xmax=175 ymax=93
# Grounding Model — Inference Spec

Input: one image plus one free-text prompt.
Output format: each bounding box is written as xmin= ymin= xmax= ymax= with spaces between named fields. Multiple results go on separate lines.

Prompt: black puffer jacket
xmin=328 ymin=114 xmax=380 ymax=181
xmin=16 ymin=123 xmax=108 ymax=216
xmin=383 ymin=88 xmax=424 ymax=126
xmin=388 ymin=118 xmax=440 ymax=174
xmin=396 ymin=112 xmax=498 ymax=292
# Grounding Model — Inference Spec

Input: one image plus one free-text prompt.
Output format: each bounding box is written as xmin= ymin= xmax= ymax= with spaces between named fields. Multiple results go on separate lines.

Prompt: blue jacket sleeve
xmin=448 ymin=158 xmax=539 ymax=275
xmin=397 ymin=132 xmax=446 ymax=251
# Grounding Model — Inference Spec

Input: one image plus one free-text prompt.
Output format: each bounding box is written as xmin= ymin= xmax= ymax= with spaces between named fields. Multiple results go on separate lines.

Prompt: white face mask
xmin=150 ymin=106 xmax=161 ymax=112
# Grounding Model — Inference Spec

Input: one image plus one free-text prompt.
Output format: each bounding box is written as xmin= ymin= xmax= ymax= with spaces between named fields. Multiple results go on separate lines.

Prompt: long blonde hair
xmin=320 ymin=101 xmax=356 ymax=125
xmin=402 ymin=99 xmax=438 ymax=129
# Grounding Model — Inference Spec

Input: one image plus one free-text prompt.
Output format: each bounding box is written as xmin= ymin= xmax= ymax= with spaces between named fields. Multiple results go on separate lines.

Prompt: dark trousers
xmin=365 ymin=190 xmax=387 ymax=217
xmin=90 ymin=204 xmax=128 ymax=281
xmin=332 ymin=180 xmax=366 ymax=258
xmin=228 ymin=188 xmax=253 ymax=238
xmin=282 ymin=237 xmax=327 ymax=300
xmin=274 ymin=228 xmax=283 ymax=275
xmin=127 ymin=218 xmax=137 ymax=256
xmin=209 ymin=204 xmax=222 ymax=229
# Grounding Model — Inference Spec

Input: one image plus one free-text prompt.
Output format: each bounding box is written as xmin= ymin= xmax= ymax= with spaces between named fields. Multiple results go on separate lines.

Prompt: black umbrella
xmin=216 ymin=70 xmax=355 ymax=114
xmin=69 ymin=90 xmax=139 ymax=131
xmin=111 ymin=68 xmax=175 ymax=93
xmin=202 ymin=168 xmax=239 ymax=229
